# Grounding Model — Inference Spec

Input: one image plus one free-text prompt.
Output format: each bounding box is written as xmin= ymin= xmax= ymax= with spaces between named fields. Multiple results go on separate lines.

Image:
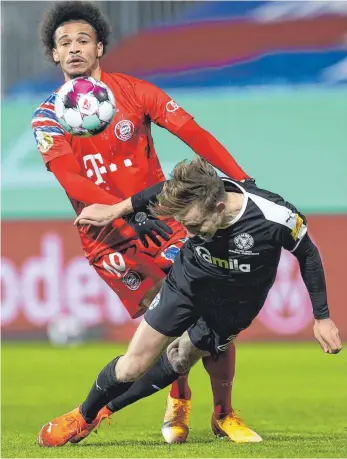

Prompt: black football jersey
xmin=171 ymin=179 xmax=308 ymax=299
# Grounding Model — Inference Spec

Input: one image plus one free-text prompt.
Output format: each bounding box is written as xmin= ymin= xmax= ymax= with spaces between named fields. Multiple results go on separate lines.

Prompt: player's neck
xmin=223 ymin=192 xmax=245 ymax=225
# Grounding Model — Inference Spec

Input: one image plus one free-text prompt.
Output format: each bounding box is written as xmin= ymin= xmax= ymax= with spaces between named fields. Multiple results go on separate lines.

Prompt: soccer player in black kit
xmin=38 ymin=158 xmax=341 ymax=447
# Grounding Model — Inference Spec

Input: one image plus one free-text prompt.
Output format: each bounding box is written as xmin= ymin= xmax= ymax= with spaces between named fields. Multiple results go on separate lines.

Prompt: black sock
xmin=80 ymin=356 xmax=132 ymax=423
xmin=106 ymin=352 xmax=179 ymax=413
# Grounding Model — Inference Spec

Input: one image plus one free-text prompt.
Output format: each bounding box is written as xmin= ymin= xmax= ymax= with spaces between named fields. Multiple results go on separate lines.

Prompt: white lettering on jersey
xmin=195 ymin=246 xmax=251 ymax=272
xmin=166 ymin=100 xmax=180 ymax=112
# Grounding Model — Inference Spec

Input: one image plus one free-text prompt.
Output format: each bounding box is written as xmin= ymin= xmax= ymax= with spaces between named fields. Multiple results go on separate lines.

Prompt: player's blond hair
xmin=151 ymin=157 xmax=226 ymax=219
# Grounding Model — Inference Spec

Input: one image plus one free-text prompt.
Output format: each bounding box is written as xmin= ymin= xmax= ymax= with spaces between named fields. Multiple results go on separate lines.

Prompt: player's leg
xmin=161 ymin=339 xmax=236 ymax=443
xmin=190 ymin=315 xmax=262 ymax=443
xmin=69 ymin=245 xmax=185 ymax=445
xmin=38 ymin=279 xmax=196 ymax=447
xmin=202 ymin=342 xmax=236 ymax=418
xmin=151 ymin=229 xmax=194 ymax=441
xmin=152 ymin=228 xmax=237 ymax=442
xmin=38 ymin=319 xmax=176 ymax=447
xmin=93 ymin=245 xmax=191 ymax=417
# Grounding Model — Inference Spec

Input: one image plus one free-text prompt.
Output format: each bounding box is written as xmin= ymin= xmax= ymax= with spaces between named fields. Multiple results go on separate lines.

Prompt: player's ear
xmin=216 ymin=201 xmax=226 ymax=215
xmin=97 ymin=42 xmax=103 ymax=58
xmin=52 ymin=48 xmax=60 ymax=63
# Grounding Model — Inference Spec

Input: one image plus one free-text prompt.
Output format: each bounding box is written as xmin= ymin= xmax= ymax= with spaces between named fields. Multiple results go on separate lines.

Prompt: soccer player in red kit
xmin=32 ymin=1 xmax=260 ymax=445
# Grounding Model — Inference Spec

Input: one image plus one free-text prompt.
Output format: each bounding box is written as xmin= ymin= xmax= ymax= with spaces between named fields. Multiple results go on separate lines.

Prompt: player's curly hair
xmin=151 ymin=157 xmax=226 ymax=219
xmin=39 ymin=1 xmax=111 ymax=62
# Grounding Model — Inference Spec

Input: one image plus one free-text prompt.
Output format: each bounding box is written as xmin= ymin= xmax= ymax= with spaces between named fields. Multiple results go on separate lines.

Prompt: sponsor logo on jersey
xmin=161 ymin=245 xmax=180 ymax=262
xmin=166 ymin=100 xmax=180 ymax=112
xmin=234 ymin=233 xmax=254 ymax=250
xmin=122 ymin=270 xmax=141 ymax=291
xmin=115 ymin=120 xmax=135 ymax=141
xmin=195 ymin=246 xmax=251 ymax=272
xmin=291 ymin=214 xmax=304 ymax=240
xmin=36 ymin=130 xmax=54 ymax=153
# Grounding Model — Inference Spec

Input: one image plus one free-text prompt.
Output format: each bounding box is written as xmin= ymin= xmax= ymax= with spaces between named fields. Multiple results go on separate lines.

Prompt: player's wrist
xmin=112 ymin=198 xmax=133 ymax=218
xmin=314 ymin=314 xmax=330 ymax=322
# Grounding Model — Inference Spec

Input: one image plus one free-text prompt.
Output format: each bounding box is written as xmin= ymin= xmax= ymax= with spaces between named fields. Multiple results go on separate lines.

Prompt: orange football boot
xmin=38 ymin=406 xmax=89 ymax=447
xmin=69 ymin=406 xmax=112 ymax=443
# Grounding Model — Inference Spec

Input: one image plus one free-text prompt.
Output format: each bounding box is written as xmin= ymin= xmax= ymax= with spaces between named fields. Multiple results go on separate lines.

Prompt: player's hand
xmin=313 ymin=318 xmax=342 ymax=354
xmin=125 ymin=212 xmax=173 ymax=248
xmin=74 ymin=203 xmax=123 ymax=226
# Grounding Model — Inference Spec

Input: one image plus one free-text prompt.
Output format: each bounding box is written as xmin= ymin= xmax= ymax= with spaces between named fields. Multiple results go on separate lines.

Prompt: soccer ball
xmin=54 ymin=76 xmax=116 ymax=137
xmin=46 ymin=313 xmax=86 ymax=347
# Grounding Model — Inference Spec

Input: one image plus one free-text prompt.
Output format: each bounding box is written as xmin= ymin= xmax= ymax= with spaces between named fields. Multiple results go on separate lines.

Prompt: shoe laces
xmin=227 ymin=409 xmax=246 ymax=428
xmin=65 ymin=415 xmax=83 ymax=435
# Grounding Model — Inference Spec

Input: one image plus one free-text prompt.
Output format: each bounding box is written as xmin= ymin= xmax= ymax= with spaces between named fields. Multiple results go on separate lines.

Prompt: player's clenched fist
xmin=313 ymin=318 xmax=342 ymax=354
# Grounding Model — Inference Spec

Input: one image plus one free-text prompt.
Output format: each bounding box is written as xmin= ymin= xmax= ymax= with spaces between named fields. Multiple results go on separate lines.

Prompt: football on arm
xmin=32 ymin=95 xmax=120 ymax=207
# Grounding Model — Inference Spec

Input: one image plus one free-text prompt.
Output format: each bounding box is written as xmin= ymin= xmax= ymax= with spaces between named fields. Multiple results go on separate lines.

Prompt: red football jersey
xmin=32 ymin=72 xmax=193 ymax=261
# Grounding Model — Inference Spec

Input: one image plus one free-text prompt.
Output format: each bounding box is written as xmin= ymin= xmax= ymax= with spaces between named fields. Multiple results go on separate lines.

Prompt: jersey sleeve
xmin=31 ymin=94 xmax=73 ymax=170
xmin=279 ymin=202 xmax=308 ymax=252
xmin=248 ymin=190 xmax=308 ymax=252
xmin=134 ymin=79 xmax=193 ymax=133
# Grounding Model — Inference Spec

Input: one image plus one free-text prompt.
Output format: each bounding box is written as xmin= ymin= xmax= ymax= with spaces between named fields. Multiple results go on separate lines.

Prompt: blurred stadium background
xmin=1 ymin=0 xmax=347 ymax=344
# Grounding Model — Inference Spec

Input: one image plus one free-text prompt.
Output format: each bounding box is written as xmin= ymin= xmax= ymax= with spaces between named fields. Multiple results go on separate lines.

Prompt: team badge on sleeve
xmin=291 ymin=214 xmax=304 ymax=241
xmin=35 ymin=130 xmax=54 ymax=153
xmin=161 ymin=245 xmax=180 ymax=263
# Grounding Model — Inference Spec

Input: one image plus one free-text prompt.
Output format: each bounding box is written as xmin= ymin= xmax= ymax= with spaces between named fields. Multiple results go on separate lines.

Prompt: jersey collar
xmin=221 ymin=178 xmax=248 ymax=227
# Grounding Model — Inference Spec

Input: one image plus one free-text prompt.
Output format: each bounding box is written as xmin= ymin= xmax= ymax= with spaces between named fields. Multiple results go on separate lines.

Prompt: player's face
xmin=52 ymin=21 xmax=103 ymax=80
xmin=178 ymin=202 xmax=226 ymax=241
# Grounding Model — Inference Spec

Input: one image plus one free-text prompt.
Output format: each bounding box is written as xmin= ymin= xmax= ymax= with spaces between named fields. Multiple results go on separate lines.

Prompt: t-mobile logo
xmin=83 ymin=153 xmax=107 ymax=185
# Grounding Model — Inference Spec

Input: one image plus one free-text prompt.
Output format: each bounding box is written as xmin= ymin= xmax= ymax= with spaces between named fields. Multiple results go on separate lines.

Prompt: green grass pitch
xmin=2 ymin=342 xmax=346 ymax=458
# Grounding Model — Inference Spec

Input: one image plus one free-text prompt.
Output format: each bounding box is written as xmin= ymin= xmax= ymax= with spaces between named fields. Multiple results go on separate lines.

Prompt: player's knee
xmin=116 ymin=355 xmax=146 ymax=382
xmin=167 ymin=334 xmax=203 ymax=375
xmin=167 ymin=348 xmax=191 ymax=375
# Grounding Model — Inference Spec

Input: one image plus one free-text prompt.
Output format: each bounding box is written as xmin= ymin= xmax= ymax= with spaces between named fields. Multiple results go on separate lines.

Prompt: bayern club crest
xmin=114 ymin=120 xmax=134 ymax=141
xmin=234 ymin=233 xmax=254 ymax=251
xmin=122 ymin=270 xmax=141 ymax=291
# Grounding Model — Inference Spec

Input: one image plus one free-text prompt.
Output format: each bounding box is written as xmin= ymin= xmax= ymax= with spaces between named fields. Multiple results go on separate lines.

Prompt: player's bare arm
xmin=74 ymin=181 xmax=166 ymax=226
xmin=74 ymin=199 xmax=133 ymax=226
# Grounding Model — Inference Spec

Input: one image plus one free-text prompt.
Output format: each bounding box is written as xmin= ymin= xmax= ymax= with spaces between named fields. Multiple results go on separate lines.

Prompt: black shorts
xmin=144 ymin=273 xmax=264 ymax=359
